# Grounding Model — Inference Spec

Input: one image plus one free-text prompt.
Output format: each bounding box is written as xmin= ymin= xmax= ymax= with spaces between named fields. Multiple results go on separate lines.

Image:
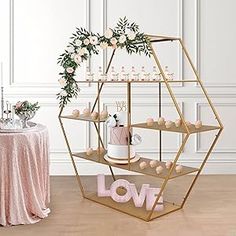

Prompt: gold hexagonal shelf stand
xmin=58 ymin=34 xmax=223 ymax=222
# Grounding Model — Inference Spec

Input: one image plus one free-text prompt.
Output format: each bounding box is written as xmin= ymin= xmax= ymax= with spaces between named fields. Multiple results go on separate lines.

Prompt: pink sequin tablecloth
xmin=0 ymin=124 xmax=50 ymax=226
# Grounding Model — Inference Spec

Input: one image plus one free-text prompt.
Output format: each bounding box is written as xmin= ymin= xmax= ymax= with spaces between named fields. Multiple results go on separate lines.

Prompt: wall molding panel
xmin=196 ymin=0 xmax=236 ymax=88
xmin=9 ymin=0 xmax=90 ymax=88
xmin=195 ymin=102 xmax=236 ymax=154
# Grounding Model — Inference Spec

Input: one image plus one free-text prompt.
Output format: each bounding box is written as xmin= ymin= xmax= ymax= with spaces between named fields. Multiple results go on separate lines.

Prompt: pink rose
xmin=73 ymin=54 xmax=82 ymax=64
xmin=66 ymin=67 xmax=74 ymax=73
xmin=112 ymin=44 xmax=117 ymax=49
xmin=89 ymin=36 xmax=98 ymax=45
xmin=110 ymin=37 xmax=117 ymax=45
xmin=15 ymin=101 xmax=23 ymax=109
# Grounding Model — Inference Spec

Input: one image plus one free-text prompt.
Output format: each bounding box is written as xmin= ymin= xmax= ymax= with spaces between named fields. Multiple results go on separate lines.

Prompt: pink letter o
xmin=110 ymin=179 xmax=131 ymax=203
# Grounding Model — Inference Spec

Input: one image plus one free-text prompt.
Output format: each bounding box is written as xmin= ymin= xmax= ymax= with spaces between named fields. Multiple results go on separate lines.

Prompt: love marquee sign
xmin=97 ymin=174 xmax=164 ymax=211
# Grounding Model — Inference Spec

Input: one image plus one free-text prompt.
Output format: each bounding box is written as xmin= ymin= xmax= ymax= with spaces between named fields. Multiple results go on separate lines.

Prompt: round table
xmin=0 ymin=123 xmax=50 ymax=226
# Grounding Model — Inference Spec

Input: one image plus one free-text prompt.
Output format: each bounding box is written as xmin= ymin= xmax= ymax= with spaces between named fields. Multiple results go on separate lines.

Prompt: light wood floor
xmin=1 ymin=175 xmax=236 ymax=236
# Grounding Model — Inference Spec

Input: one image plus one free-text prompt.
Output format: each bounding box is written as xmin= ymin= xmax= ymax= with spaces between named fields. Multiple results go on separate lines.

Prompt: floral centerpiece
xmin=14 ymin=101 xmax=40 ymax=128
xmin=57 ymin=17 xmax=152 ymax=107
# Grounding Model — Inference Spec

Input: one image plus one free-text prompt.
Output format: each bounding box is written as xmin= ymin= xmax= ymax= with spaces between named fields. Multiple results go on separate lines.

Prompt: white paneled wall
xmin=0 ymin=0 xmax=235 ymax=175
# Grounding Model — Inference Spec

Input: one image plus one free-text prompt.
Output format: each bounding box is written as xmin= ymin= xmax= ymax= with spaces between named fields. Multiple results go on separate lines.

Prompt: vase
xmin=17 ymin=111 xmax=36 ymax=128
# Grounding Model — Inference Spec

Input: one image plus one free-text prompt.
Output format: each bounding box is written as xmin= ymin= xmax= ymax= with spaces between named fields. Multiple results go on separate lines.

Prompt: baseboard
xmin=49 ymin=159 xmax=236 ymax=175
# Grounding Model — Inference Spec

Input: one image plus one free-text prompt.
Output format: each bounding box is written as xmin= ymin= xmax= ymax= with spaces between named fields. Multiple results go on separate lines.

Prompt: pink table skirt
xmin=0 ymin=124 xmax=50 ymax=226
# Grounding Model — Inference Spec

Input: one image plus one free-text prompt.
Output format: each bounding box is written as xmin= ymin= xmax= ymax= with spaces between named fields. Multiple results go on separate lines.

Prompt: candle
xmin=1 ymin=62 xmax=3 ymax=87
xmin=12 ymin=106 xmax=15 ymax=119
xmin=1 ymin=87 xmax=3 ymax=119
xmin=0 ymin=63 xmax=3 ymax=119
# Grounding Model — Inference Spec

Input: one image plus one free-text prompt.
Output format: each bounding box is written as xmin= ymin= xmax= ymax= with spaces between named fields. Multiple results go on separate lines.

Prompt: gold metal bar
xmin=58 ymin=107 xmax=85 ymax=197
xmin=159 ymin=83 xmax=162 ymax=162
xmin=93 ymin=122 xmax=116 ymax=181
xmin=178 ymin=39 xmax=223 ymax=129
xmin=91 ymin=49 xmax=116 ymax=112
xmin=148 ymin=205 xmax=182 ymax=222
xmin=97 ymin=82 xmax=101 ymax=162
xmin=159 ymin=80 xmax=197 ymax=83
xmin=93 ymin=122 xmax=104 ymax=148
xmin=145 ymin=34 xmax=180 ymax=40
xmin=103 ymin=50 xmax=117 ymax=181
xmin=92 ymin=89 xmax=116 ymax=181
xmin=108 ymin=165 xmax=116 ymax=181
xmin=127 ymin=82 xmax=131 ymax=170
xmin=149 ymin=43 xmax=190 ymax=135
xmin=147 ymin=133 xmax=190 ymax=221
xmin=181 ymin=128 xmax=223 ymax=208
xmin=84 ymin=194 xmax=182 ymax=222
xmin=150 ymin=39 xmax=175 ymax=43
xmin=58 ymin=105 xmax=63 ymax=116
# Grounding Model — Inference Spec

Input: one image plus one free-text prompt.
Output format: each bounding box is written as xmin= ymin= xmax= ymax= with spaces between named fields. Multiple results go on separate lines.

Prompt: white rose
xmin=100 ymin=42 xmax=108 ymax=50
xmin=110 ymin=37 xmax=117 ymax=45
xmin=73 ymin=54 xmax=82 ymax=64
xmin=58 ymin=78 xmax=66 ymax=87
xmin=83 ymin=38 xmax=90 ymax=45
xmin=71 ymin=53 xmax=75 ymax=59
xmin=60 ymin=90 xmax=68 ymax=97
xmin=67 ymin=45 xmax=74 ymax=53
xmin=104 ymin=29 xmax=113 ymax=39
xmin=131 ymin=134 xmax=142 ymax=145
xmin=78 ymin=47 xmax=88 ymax=56
xmin=127 ymin=31 xmax=136 ymax=40
xmin=89 ymin=36 xmax=98 ymax=45
xmin=75 ymin=39 xmax=82 ymax=46
xmin=119 ymin=34 xmax=126 ymax=44
xmin=77 ymin=48 xmax=84 ymax=56
xmin=105 ymin=116 xmax=117 ymax=128
xmin=83 ymin=47 xmax=88 ymax=54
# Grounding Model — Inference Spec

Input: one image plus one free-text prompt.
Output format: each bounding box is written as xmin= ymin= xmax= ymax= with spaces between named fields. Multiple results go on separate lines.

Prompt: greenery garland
xmin=57 ymin=17 xmax=152 ymax=107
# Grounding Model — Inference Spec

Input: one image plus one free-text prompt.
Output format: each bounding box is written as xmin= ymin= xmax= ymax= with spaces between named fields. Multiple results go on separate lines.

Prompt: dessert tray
xmin=0 ymin=121 xmax=38 ymax=133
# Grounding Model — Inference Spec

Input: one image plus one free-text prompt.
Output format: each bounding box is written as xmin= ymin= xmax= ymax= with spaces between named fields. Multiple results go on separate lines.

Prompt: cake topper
xmin=106 ymin=101 xmax=127 ymax=127
xmin=116 ymin=101 xmax=127 ymax=112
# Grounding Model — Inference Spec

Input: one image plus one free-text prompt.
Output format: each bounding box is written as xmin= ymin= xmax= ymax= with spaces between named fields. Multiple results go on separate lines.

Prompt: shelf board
xmin=76 ymin=80 xmax=198 ymax=84
xmin=132 ymin=122 xmax=220 ymax=134
xmin=60 ymin=114 xmax=106 ymax=123
xmin=85 ymin=192 xmax=181 ymax=221
xmin=60 ymin=116 xmax=219 ymax=134
xmin=72 ymin=151 xmax=199 ymax=179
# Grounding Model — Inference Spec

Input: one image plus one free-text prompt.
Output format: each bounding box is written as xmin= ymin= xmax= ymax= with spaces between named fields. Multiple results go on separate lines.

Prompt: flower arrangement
xmin=57 ymin=17 xmax=152 ymax=107
xmin=14 ymin=101 xmax=40 ymax=115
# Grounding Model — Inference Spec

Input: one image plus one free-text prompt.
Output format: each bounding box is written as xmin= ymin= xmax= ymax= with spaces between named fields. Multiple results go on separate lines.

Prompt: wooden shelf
xmin=85 ymin=192 xmax=181 ymax=221
xmin=76 ymin=80 xmax=198 ymax=84
xmin=60 ymin=116 xmax=219 ymax=135
xmin=72 ymin=151 xmax=199 ymax=179
xmin=60 ymin=114 xmax=106 ymax=123
xmin=132 ymin=122 xmax=220 ymax=134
